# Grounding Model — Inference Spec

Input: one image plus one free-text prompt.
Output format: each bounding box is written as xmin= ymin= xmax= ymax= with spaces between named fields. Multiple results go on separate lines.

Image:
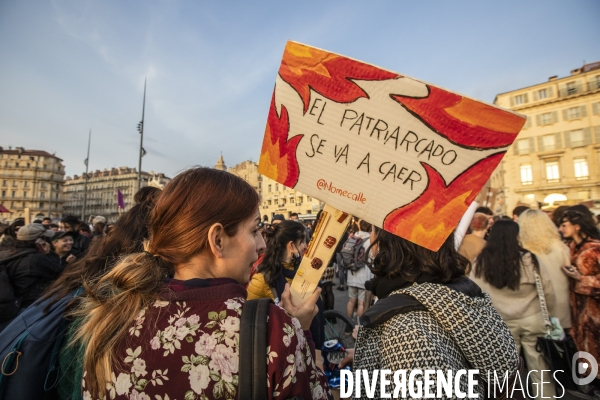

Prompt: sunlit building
xmin=63 ymin=167 xmax=170 ymax=223
xmin=0 ymin=146 xmax=65 ymax=223
xmin=488 ymin=62 xmax=600 ymax=214
xmin=222 ymin=159 xmax=322 ymax=221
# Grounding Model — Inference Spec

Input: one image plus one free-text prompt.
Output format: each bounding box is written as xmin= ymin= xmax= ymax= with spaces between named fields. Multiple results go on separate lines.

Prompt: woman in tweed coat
xmin=341 ymin=226 xmax=519 ymax=399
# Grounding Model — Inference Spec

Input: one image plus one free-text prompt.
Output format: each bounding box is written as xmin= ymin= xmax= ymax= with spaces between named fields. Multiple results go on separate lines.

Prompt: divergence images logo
xmin=573 ymin=351 xmax=598 ymax=386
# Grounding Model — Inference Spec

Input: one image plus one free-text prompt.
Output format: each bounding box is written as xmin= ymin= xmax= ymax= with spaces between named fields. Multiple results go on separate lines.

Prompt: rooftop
xmin=0 ymin=146 xmax=63 ymax=161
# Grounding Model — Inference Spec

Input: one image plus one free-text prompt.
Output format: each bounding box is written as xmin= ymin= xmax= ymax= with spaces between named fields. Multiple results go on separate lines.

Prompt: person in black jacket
xmin=47 ymin=231 xmax=77 ymax=267
xmin=60 ymin=215 xmax=91 ymax=255
xmin=1 ymin=223 xmax=64 ymax=312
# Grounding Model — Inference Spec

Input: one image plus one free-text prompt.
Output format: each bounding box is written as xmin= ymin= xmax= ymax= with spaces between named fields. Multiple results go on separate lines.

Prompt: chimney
xmin=548 ymin=76 xmax=558 ymax=81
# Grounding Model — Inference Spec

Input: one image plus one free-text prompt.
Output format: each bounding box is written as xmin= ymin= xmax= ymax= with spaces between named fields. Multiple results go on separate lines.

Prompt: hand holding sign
xmin=258 ymin=41 xmax=525 ymax=303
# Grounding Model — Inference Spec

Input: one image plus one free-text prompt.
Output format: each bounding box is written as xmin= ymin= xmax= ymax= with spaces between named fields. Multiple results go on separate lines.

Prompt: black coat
xmin=2 ymin=248 xmax=64 ymax=308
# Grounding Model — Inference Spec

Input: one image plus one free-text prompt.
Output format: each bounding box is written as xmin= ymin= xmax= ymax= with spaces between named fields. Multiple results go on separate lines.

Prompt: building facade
xmin=224 ymin=159 xmax=323 ymax=221
xmin=63 ymin=167 xmax=170 ymax=223
xmin=489 ymin=62 xmax=600 ymax=214
xmin=0 ymin=146 xmax=65 ymax=223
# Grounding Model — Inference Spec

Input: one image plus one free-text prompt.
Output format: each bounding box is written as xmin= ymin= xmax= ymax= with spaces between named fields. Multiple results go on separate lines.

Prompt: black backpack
xmin=239 ymin=299 xmax=311 ymax=400
xmin=339 ymin=235 xmax=366 ymax=272
xmin=0 ymin=288 xmax=82 ymax=400
xmin=0 ymin=249 xmax=36 ymax=325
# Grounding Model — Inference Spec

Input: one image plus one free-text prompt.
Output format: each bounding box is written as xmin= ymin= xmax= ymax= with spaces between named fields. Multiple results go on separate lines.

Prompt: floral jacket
xmin=82 ymin=278 xmax=330 ymax=400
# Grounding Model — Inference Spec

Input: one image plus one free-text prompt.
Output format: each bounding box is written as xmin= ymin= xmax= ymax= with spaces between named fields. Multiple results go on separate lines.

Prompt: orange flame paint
xmin=258 ymin=91 xmax=302 ymax=187
xmin=392 ymin=86 xmax=525 ymax=149
xmin=384 ymin=152 xmax=505 ymax=251
xmin=279 ymin=42 xmax=398 ymax=113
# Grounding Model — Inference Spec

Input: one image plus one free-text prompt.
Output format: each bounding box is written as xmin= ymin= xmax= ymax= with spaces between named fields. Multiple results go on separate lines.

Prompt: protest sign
xmin=259 ymin=41 xmax=525 ymax=252
xmin=290 ymin=204 xmax=350 ymax=302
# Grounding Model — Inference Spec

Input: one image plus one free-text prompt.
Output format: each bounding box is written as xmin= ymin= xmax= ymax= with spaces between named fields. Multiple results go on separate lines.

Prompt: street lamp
xmin=137 ymin=78 xmax=147 ymax=191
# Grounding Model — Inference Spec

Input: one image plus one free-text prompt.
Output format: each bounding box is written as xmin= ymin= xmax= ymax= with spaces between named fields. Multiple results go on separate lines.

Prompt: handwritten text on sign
xmin=258 ymin=42 xmax=525 ymax=250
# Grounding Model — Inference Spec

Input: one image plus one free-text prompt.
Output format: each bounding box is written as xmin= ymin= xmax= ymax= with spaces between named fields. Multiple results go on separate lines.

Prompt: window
xmin=563 ymin=106 xmax=587 ymax=121
xmin=23 ymin=191 xmax=27 ymax=198
xmin=275 ymin=184 xmax=279 ymax=192
xmin=568 ymin=107 xmax=580 ymax=120
xmin=12 ymin=181 xmax=17 ymax=187
xmin=515 ymin=138 xmax=533 ymax=154
xmin=2 ymin=180 xmax=6 ymax=186
xmin=537 ymin=112 xmax=557 ymax=126
xmin=596 ymin=75 xmax=600 ymax=89
xmin=511 ymin=93 xmax=528 ymax=106
xmin=41 ymin=182 xmax=47 ymax=189
xmin=566 ymin=129 xmax=591 ymax=147
xmin=545 ymin=161 xmax=560 ymax=183
xmin=11 ymin=191 xmax=15 ymax=198
xmin=26 ymin=163 xmax=30 ymax=168
xmin=43 ymin=164 xmax=47 ymax=169
xmin=39 ymin=202 xmax=44 ymax=208
xmin=574 ymin=158 xmax=589 ymax=180
xmin=290 ymin=198 xmax=294 ymax=203
xmin=520 ymin=164 xmax=533 ymax=185
xmin=40 ymin=192 xmax=45 ymax=199
xmin=1 ymin=191 xmax=5 ymax=197
xmin=540 ymin=134 xmax=556 ymax=151
xmin=15 ymin=162 xmax=19 ymax=168
xmin=538 ymin=88 xmax=548 ymax=100
xmin=567 ymin=81 xmax=577 ymax=95
xmin=23 ymin=181 xmax=29 ymax=188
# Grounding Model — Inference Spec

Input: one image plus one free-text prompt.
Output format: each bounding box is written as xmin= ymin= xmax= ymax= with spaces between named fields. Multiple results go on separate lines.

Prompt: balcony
xmin=558 ymin=82 xmax=600 ymax=98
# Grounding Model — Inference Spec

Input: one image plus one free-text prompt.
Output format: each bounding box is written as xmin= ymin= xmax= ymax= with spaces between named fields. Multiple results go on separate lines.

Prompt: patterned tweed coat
xmin=353 ymin=281 xmax=519 ymax=399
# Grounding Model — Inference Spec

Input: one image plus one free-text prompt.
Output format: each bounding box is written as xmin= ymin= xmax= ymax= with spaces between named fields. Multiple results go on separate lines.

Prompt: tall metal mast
xmin=82 ymin=129 xmax=91 ymax=221
xmin=137 ymin=78 xmax=147 ymax=191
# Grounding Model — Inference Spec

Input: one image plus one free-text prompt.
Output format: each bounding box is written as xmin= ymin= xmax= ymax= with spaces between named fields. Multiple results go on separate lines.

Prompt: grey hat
xmin=16 ymin=223 xmax=56 ymax=241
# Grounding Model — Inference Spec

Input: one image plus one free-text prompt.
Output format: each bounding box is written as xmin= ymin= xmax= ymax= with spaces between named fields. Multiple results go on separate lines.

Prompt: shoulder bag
xmin=532 ymin=255 xmax=579 ymax=391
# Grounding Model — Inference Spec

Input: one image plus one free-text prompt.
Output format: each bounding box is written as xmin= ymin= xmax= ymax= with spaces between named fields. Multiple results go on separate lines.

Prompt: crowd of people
xmin=0 ymin=169 xmax=599 ymax=399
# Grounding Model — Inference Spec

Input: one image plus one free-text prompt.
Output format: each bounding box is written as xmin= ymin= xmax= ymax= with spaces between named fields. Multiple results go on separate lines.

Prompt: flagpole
xmin=137 ymin=78 xmax=146 ymax=191
xmin=82 ymin=129 xmax=91 ymax=221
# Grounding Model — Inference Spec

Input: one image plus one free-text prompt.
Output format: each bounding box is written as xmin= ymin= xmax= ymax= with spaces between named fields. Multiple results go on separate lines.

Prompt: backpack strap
xmin=238 ymin=298 xmax=271 ymax=400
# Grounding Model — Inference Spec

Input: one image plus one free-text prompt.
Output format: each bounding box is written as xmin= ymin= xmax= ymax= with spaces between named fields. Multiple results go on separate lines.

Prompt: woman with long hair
xmin=518 ymin=209 xmax=571 ymax=329
xmin=247 ymin=220 xmax=325 ymax=352
xmin=71 ymin=168 xmax=328 ymax=400
xmin=340 ymin=226 xmax=518 ymax=398
xmin=40 ymin=186 xmax=162 ymax=399
xmin=247 ymin=220 xmax=307 ymax=303
xmin=559 ymin=210 xmax=600 ymax=386
xmin=471 ymin=219 xmax=556 ymax=398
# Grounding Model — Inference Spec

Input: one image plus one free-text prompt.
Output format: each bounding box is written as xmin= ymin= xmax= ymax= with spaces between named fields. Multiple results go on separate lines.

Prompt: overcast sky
xmin=1 ymin=0 xmax=599 ymax=179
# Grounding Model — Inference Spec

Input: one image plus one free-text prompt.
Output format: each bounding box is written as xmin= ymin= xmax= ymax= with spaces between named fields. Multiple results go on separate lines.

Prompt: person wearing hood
xmin=0 ymin=223 xmax=64 ymax=328
xmin=340 ymin=225 xmax=519 ymax=399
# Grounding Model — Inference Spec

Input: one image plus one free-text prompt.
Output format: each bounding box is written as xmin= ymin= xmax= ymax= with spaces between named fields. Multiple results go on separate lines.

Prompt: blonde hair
xmin=518 ymin=209 xmax=562 ymax=254
xmin=71 ymin=167 xmax=261 ymax=398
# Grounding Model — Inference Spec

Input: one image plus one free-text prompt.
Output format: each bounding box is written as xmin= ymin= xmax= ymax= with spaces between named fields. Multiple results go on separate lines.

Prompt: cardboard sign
xmin=259 ymin=41 xmax=525 ymax=251
xmin=290 ymin=204 xmax=350 ymax=302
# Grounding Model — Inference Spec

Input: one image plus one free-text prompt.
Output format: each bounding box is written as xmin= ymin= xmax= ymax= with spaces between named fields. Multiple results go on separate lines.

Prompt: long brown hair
xmin=71 ymin=167 xmax=260 ymax=398
xmin=41 ymin=186 xmax=161 ymax=307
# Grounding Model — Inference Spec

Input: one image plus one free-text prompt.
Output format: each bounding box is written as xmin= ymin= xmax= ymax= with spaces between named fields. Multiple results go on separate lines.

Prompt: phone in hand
xmin=565 ymin=266 xmax=575 ymax=272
